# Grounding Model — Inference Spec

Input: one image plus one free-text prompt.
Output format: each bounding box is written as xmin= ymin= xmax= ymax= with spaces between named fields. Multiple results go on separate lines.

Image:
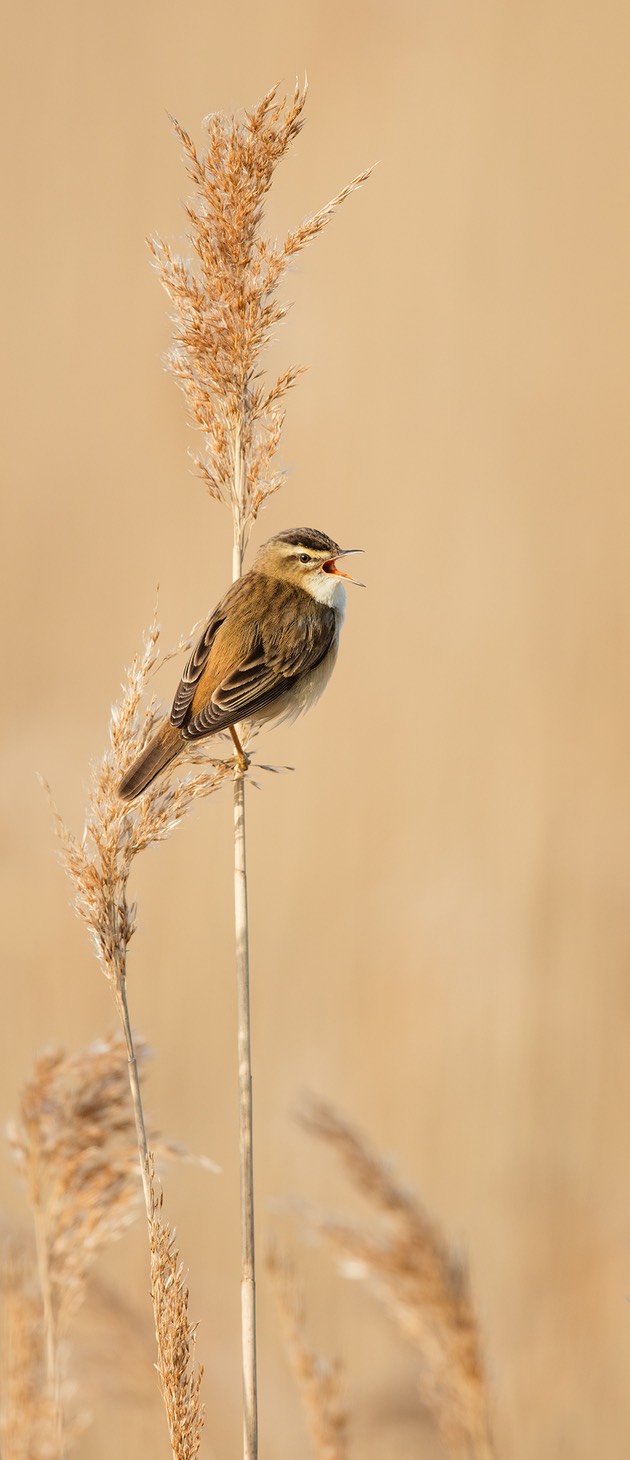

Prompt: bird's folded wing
xmin=182 ymin=603 xmax=336 ymax=740
xmin=170 ymin=578 xmax=246 ymax=728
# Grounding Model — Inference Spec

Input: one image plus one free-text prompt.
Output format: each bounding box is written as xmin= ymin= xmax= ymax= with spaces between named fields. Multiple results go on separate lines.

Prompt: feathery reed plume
xmin=266 ymin=1244 xmax=349 ymax=1460
xmin=148 ymin=1164 xmax=204 ymax=1460
xmin=0 ymin=1238 xmax=59 ymax=1460
xmin=151 ymin=81 xmax=370 ymax=569
xmin=51 ymin=611 xmax=231 ymax=991
xmin=298 ymin=1099 xmax=495 ymax=1460
xmin=152 ymin=82 xmax=368 ymax=1460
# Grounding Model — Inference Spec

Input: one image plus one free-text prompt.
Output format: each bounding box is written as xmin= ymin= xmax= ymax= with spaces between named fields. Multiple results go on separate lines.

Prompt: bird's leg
xmin=229 ymin=725 xmax=250 ymax=772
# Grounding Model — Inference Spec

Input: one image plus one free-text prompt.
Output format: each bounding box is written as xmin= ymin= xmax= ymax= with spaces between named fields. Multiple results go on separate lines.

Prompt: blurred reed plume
xmin=3 ymin=1034 xmax=213 ymax=1458
xmin=149 ymin=1165 xmax=205 ymax=1460
xmin=8 ymin=1035 xmax=149 ymax=1343
xmin=298 ymin=1099 xmax=495 ymax=1460
xmin=267 ymin=1244 xmax=349 ymax=1460
xmin=5 ymin=1035 xmax=158 ymax=1454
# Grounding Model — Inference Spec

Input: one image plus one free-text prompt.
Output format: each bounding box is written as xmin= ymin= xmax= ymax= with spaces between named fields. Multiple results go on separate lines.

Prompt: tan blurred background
xmin=2 ymin=0 xmax=630 ymax=1454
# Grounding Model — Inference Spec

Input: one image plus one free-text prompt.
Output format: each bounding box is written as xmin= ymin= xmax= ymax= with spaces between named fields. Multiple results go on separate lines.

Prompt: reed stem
xmin=232 ymin=456 xmax=258 ymax=1460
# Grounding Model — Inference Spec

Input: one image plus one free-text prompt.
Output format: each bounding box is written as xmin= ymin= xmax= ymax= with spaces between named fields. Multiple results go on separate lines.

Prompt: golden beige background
xmin=2 ymin=0 xmax=630 ymax=1454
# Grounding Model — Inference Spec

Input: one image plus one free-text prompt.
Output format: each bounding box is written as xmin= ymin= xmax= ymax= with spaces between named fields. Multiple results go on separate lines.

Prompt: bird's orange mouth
xmin=322 ymin=551 xmax=365 ymax=586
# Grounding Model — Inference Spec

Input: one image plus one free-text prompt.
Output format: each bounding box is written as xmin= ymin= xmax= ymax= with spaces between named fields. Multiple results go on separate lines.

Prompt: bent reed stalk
xmin=50 ymin=623 xmax=227 ymax=1457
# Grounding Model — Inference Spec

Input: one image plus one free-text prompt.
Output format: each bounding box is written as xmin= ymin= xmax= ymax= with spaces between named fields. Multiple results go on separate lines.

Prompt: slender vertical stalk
xmin=116 ymin=975 xmax=154 ymax=1221
xmin=232 ymin=429 xmax=258 ymax=1460
xmin=233 ymin=770 xmax=257 ymax=1460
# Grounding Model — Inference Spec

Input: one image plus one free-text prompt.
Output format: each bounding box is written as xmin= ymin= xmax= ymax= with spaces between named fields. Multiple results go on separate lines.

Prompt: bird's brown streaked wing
xmin=170 ymin=577 xmax=249 ymax=728
xmin=182 ymin=601 xmax=336 ymax=740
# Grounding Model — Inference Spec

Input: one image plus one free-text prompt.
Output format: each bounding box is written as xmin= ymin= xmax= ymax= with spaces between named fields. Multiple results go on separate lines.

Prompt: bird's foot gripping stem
xmin=229 ymin=726 xmax=250 ymax=773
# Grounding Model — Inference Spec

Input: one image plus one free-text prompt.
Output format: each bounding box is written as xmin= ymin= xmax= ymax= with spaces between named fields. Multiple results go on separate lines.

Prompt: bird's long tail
xmin=118 ymin=720 xmax=182 ymax=801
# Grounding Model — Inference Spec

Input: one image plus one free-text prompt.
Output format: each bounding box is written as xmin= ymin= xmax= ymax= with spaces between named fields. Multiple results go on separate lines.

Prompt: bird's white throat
xmin=306 ymin=573 xmax=346 ymax=618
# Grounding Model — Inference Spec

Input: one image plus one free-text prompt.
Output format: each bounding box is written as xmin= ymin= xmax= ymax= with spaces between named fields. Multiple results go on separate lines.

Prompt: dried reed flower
xmin=0 ymin=1239 xmax=59 ymax=1460
xmin=298 ymin=1099 xmax=495 ymax=1460
xmin=149 ymin=1166 xmax=204 ymax=1460
xmin=266 ymin=1244 xmax=349 ymax=1460
xmin=151 ymin=81 xmax=370 ymax=562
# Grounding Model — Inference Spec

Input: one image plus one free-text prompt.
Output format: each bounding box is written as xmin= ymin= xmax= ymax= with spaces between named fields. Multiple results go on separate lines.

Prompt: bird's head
xmin=253 ymin=528 xmax=364 ymax=603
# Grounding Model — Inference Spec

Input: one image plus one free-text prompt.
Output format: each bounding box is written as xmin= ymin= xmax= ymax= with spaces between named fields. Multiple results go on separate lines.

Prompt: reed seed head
xmin=151 ymin=83 xmax=370 ymax=558
xmin=148 ymin=1164 xmax=205 ymax=1460
xmin=47 ymin=613 xmax=232 ymax=994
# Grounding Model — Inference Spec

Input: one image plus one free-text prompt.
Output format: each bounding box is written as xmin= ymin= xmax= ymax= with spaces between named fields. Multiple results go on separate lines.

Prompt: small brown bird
xmin=118 ymin=527 xmax=363 ymax=801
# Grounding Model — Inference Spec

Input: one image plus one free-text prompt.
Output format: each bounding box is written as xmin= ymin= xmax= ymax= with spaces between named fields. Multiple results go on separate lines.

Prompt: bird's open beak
xmin=322 ymin=549 xmax=365 ymax=587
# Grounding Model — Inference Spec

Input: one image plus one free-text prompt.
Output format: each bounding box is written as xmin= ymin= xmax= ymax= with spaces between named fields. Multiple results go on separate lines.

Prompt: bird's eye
xmin=299 ymin=553 xmax=311 ymax=564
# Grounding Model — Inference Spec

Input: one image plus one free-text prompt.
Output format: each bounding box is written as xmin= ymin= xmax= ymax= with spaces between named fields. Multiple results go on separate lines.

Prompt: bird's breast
xmin=254 ymin=610 xmax=342 ymax=731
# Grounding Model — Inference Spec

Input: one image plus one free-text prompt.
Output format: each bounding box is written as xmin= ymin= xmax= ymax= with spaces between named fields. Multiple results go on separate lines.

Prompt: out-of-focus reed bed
xmin=0 ymin=1044 xmax=495 ymax=1458
xmin=267 ymin=1244 xmax=349 ymax=1460
xmin=292 ymin=1099 xmax=495 ymax=1460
